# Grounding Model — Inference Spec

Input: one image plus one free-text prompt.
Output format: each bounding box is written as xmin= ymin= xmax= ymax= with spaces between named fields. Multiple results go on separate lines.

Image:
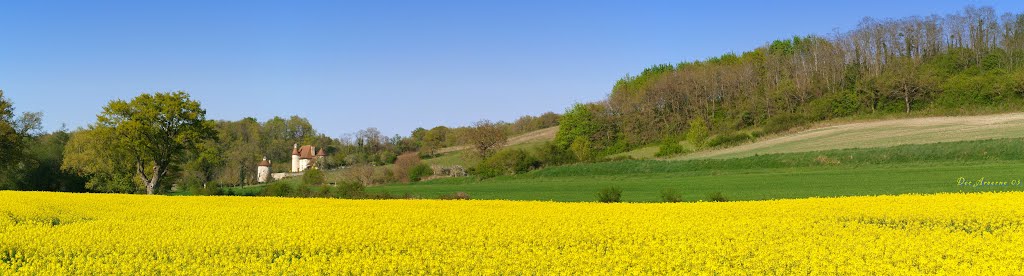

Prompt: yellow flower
xmin=1 ymin=191 xmax=1022 ymax=274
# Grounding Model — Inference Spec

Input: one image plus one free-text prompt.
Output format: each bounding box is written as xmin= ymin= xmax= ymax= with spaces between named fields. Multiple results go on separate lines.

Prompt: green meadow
xmin=367 ymin=138 xmax=1024 ymax=202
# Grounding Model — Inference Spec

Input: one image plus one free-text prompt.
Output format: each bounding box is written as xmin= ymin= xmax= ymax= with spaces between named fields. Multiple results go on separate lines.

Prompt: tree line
xmin=0 ymin=91 xmax=558 ymax=194
xmin=556 ymin=6 xmax=1024 ymax=157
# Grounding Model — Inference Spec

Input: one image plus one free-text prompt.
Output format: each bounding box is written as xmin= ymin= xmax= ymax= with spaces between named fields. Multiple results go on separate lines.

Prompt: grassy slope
xmin=434 ymin=126 xmax=558 ymax=154
xmin=673 ymin=112 xmax=1024 ymax=160
xmin=424 ymin=141 xmax=549 ymax=168
xmin=368 ymin=138 xmax=1024 ymax=202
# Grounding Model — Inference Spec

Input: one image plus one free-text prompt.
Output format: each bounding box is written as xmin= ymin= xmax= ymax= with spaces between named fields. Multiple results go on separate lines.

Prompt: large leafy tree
xmin=67 ymin=91 xmax=216 ymax=194
xmin=0 ymin=90 xmax=24 ymax=182
xmin=555 ymin=103 xmax=598 ymax=148
xmin=214 ymin=118 xmax=261 ymax=186
xmin=63 ymin=125 xmax=138 ymax=193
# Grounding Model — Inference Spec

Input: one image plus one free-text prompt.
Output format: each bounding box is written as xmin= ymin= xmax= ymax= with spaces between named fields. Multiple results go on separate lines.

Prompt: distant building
xmin=259 ymin=144 xmax=327 ymax=183
xmin=257 ymin=157 xmax=272 ymax=183
xmin=291 ymin=144 xmax=327 ymax=172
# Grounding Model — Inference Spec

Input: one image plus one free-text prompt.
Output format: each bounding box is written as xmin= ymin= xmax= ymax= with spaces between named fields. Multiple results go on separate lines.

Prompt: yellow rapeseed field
xmin=2 ymin=191 xmax=1024 ymax=275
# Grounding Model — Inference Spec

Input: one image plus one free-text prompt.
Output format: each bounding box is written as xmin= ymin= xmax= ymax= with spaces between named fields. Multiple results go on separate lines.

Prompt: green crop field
xmin=368 ymin=138 xmax=1024 ymax=202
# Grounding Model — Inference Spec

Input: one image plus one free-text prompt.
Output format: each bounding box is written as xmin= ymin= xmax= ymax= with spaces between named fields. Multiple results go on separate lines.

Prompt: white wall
xmin=257 ymin=166 xmax=271 ymax=183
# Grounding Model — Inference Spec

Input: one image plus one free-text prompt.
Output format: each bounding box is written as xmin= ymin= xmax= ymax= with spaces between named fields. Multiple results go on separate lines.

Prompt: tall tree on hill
xmin=420 ymin=126 xmax=450 ymax=156
xmin=884 ymin=57 xmax=939 ymax=113
xmin=465 ymin=120 xmax=507 ymax=158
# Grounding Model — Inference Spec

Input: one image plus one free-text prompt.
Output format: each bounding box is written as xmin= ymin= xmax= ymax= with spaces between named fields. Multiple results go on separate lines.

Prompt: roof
xmin=257 ymin=159 xmax=271 ymax=167
xmin=317 ymin=148 xmax=327 ymax=156
xmin=295 ymin=145 xmax=317 ymax=159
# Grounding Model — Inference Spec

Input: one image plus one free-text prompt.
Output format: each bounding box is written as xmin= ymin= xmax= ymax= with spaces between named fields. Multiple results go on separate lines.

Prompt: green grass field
xmin=368 ymin=138 xmax=1024 ymax=202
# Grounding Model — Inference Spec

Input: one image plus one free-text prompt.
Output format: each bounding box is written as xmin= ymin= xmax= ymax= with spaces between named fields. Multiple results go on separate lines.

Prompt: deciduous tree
xmin=67 ymin=91 xmax=216 ymax=194
xmin=465 ymin=120 xmax=507 ymax=158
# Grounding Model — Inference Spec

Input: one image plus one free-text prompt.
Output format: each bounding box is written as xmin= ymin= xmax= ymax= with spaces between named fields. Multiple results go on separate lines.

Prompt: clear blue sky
xmin=2 ymin=1 xmax=1022 ymax=137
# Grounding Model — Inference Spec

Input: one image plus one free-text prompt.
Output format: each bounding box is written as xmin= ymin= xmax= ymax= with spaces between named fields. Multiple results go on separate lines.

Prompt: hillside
xmin=435 ymin=126 xmax=558 ymax=155
xmin=674 ymin=113 xmax=1024 ymax=160
xmin=370 ymin=138 xmax=1024 ymax=202
xmin=423 ymin=126 xmax=559 ymax=168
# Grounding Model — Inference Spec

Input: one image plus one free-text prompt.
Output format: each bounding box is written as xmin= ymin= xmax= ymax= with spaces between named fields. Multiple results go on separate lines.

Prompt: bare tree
xmin=464 ymin=120 xmax=508 ymax=158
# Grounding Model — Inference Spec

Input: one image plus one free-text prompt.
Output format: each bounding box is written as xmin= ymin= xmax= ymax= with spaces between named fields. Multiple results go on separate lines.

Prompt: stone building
xmin=290 ymin=144 xmax=327 ymax=172
xmin=260 ymin=144 xmax=327 ymax=183
xmin=257 ymin=157 xmax=272 ymax=183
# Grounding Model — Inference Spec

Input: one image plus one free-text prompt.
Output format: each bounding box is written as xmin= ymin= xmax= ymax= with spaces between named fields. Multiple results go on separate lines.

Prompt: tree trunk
xmin=145 ymin=165 xmax=162 ymax=195
xmin=904 ymin=93 xmax=911 ymax=113
xmin=903 ymin=83 xmax=912 ymax=114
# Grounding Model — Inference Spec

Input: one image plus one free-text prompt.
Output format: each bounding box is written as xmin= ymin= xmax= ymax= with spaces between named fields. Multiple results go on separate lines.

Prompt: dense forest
xmin=557 ymin=6 xmax=1024 ymax=155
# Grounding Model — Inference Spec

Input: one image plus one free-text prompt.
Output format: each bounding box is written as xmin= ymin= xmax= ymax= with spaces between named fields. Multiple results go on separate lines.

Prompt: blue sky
xmin=2 ymin=1 xmax=1022 ymax=137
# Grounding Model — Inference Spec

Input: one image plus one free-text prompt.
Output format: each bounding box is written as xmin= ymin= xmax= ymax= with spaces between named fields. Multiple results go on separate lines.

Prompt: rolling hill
xmin=674 ymin=113 xmax=1024 ymax=160
xmin=435 ymin=126 xmax=558 ymax=155
xmin=372 ymin=113 xmax=1024 ymax=202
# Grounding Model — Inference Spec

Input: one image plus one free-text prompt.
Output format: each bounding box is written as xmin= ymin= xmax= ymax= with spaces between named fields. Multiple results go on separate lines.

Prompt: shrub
xmin=369 ymin=191 xmax=415 ymax=200
xmin=570 ymin=137 xmax=596 ymax=162
xmin=381 ymin=168 xmax=396 ymax=183
xmin=186 ymin=181 xmax=224 ymax=196
xmin=315 ymin=185 xmax=333 ymax=198
xmin=935 ymin=71 xmax=1014 ymax=108
xmin=764 ymin=113 xmax=807 ymax=133
xmin=262 ymin=182 xmax=293 ymax=197
xmin=808 ymin=90 xmax=860 ymax=120
xmin=602 ymin=155 xmax=633 ymax=162
xmin=303 ymin=168 xmax=325 ymax=185
xmin=708 ymin=192 xmax=728 ymax=202
xmin=475 ymin=148 xmax=540 ymax=179
xmin=334 ymin=181 xmax=366 ymax=199
xmin=686 ymin=118 xmax=709 ymax=148
xmin=438 ymin=192 xmax=471 ymax=200
xmin=409 ymin=164 xmax=434 ymax=182
xmin=655 ymin=140 xmax=689 ymax=158
xmin=294 ymin=184 xmax=314 ymax=197
xmin=534 ymin=141 xmax=576 ymax=167
xmin=555 ymin=103 xmax=599 ymax=148
xmin=393 ymin=152 xmax=422 ymax=183
xmin=750 ymin=129 xmax=766 ymax=138
xmin=660 ymin=188 xmax=682 ymax=203
xmin=344 ymin=165 xmax=381 ymax=186
xmin=597 ymin=186 xmax=622 ymax=203
xmin=705 ymin=132 xmax=753 ymax=148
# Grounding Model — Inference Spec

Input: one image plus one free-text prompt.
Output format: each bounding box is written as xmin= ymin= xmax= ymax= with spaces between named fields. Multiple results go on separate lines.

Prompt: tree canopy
xmin=0 ymin=90 xmax=21 ymax=172
xmin=559 ymin=6 xmax=1024 ymax=156
xmin=64 ymin=91 xmax=216 ymax=194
